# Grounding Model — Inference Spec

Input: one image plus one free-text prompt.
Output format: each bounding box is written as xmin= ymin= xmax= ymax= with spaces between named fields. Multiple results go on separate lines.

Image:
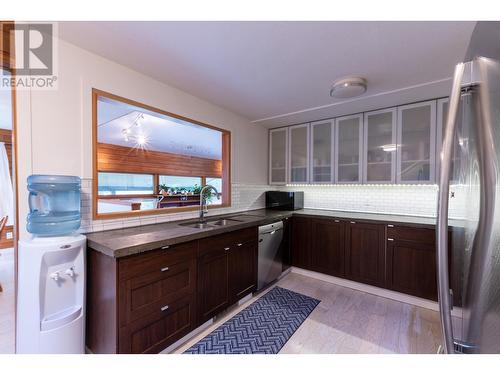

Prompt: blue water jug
xmin=27 ymin=175 xmax=81 ymax=236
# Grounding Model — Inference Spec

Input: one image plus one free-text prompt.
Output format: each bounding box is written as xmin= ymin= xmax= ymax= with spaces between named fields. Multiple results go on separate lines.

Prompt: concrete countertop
xmin=86 ymin=208 xmax=464 ymax=258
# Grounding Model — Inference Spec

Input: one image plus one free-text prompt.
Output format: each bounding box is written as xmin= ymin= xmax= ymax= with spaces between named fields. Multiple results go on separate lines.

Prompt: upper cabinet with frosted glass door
xmin=269 ymin=128 xmax=288 ymax=185
xmin=363 ymin=108 xmax=397 ymax=183
xmin=396 ymin=100 xmax=437 ymax=184
xmin=310 ymin=120 xmax=334 ymax=183
xmin=288 ymin=124 xmax=310 ymax=183
xmin=436 ymin=97 xmax=466 ymax=184
xmin=335 ymin=114 xmax=363 ymax=183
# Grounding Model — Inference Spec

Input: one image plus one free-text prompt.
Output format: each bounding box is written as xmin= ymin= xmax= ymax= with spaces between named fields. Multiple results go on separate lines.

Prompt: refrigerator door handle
xmin=437 ymin=62 xmax=465 ymax=354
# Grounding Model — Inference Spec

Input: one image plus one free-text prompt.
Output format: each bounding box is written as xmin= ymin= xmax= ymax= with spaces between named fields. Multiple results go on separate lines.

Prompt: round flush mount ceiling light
xmin=330 ymin=77 xmax=367 ymax=98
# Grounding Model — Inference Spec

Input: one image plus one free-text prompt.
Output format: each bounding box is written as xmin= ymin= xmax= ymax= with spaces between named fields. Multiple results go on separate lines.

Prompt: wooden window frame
xmin=92 ymin=88 xmax=231 ymax=220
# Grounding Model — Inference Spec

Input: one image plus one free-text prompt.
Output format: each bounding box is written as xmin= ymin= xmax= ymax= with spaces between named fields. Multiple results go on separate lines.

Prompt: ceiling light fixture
xmin=330 ymin=77 xmax=367 ymax=98
xmin=381 ymin=143 xmax=397 ymax=152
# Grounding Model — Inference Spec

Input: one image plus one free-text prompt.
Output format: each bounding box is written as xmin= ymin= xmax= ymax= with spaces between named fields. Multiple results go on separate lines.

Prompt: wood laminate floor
xmin=174 ymin=272 xmax=462 ymax=354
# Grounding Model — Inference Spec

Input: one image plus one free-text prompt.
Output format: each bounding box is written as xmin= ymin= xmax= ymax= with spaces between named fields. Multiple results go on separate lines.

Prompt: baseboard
xmin=291 ymin=267 xmax=463 ymax=318
xmin=160 ymin=318 xmax=214 ymax=354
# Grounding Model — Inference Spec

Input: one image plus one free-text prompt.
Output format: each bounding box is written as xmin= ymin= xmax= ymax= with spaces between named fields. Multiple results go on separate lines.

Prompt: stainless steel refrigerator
xmin=438 ymin=21 xmax=500 ymax=354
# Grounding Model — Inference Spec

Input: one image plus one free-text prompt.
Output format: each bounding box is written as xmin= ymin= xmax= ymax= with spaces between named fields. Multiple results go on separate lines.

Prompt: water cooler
xmin=16 ymin=175 xmax=86 ymax=354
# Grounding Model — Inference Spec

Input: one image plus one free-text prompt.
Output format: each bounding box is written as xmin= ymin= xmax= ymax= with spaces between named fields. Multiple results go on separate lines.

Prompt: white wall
xmin=16 ymin=38 xmax=268 ymax=238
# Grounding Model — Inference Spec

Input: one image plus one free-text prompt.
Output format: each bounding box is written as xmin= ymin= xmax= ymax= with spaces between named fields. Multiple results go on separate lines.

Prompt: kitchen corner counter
xmin=85 ymin=208 xmax=464 ymax=258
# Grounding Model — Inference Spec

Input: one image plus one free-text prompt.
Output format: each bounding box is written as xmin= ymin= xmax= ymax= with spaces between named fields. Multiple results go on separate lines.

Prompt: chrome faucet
xmin=199 ymin=184 xmax=219 ymax=222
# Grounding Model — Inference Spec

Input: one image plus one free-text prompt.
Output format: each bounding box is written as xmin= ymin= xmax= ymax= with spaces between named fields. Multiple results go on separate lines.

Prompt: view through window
xmin=94 ymin=90 xmax=230 ymax=217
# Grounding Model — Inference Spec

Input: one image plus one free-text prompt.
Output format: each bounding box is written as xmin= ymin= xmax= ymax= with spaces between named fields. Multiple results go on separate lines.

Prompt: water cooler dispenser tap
xmin=65 ymin=267 xmax=75 ymax=278
xmin=49 ymin=271 xmax=60 ymax=281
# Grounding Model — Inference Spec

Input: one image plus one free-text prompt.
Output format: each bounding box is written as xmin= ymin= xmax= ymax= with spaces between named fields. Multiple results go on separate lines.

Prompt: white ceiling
xmin=59 ymin=21 xmax=476 ymax=127
xmin=98 ymin=98 xmax=222 ymax=159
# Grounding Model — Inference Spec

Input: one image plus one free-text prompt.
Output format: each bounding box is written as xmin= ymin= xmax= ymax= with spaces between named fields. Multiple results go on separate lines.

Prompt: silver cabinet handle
xmin=387 ymin=224 xmax=394 ymax=228
xmin=387 ymin=238 xmax=394 ymax=242
xmin=160 ymin=305 xmax=169 ymax=312
xmin=161 ymin=267 xmax=169 ymax=272
xmin=334 ymin=220 xmax=340 ymax=223
xmin=350 ymin=221 xmax=356 ymax=224
xmin=224 ymin=247 xmax=230 ymax=251
xmin=161 ymin=245 xmax=170 ymax=250
xmin=437 ymin=62 xmax=465 ymax=354
xmin=237 ymin=243 xmax=243 ymax=247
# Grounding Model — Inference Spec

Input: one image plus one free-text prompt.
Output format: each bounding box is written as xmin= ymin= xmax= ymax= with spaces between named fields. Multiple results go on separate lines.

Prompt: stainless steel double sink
xmin=178 ymin=214 xmax=265 ymax=229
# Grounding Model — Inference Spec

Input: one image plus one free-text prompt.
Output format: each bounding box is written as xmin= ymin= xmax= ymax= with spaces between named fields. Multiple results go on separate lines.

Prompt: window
xmin=98 ymin=172 xmax=154 ymax=196
xmin=159 ymin=176 xmax=202 ymax=194
xmin=206 ymin=177 xmax=222 ymax=204
xmin=93 ymin=89 xmax=231 ymax=218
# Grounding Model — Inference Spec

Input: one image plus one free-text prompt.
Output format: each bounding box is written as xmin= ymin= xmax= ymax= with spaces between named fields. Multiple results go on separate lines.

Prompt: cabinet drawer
xmin=119 ymin=294 xmax=196 ymax=354
xmin=387 ymin=225 xmax=435 ymax=245
xmin=199 ymin=227 xmax=256 ymax=254
xmin=119 ymin=257 xmax=196 ymax=326
xmin=118 ymin=240 xmax=197 ymax=281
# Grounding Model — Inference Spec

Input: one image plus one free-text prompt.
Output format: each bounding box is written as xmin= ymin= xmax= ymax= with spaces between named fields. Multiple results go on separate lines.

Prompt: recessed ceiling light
xmin=330 ymin=77 xmax=367 ymax=98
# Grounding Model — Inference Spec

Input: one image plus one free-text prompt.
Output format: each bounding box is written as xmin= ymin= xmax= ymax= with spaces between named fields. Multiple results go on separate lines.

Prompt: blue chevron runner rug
xmin=184 ymin=286 xmax=320 ymax=354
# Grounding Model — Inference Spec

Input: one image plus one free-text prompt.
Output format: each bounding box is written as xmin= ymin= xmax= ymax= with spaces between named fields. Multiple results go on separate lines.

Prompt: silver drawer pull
xmin=387 ymin=238 xmax=394 ymax=241
xmin=161 ymin=267 xmax=169 ymax=272
xmin=161 ymin=245 xmax=170 ymax=250
xmin=237 ymin=243 xmax=243 ymax=247
xmin=334 ymin=220 xmax=340 ymax=223
xmin=160 ymin=305 xmax=169 ymax=312
xmin=224 ymin=247 xmax=230 ymax=251
xmin=350 ymin=221 xmax=356 ymax=224
xmin=387 ymin=224 xmax=394 ymax=228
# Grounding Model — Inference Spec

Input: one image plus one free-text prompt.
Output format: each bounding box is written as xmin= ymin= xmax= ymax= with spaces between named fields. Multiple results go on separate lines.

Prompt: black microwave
xmin=265 ymin=191 xmax=304 ymax=210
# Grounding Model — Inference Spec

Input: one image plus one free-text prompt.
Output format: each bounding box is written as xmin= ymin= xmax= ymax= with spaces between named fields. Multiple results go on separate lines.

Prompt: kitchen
xmin=1 ymin=4 xmax=500 ymax=371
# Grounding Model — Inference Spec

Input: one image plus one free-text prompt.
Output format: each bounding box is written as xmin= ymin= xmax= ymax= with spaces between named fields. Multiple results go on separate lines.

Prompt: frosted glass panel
xmin=270 ymin=129 xmax=287 ymax=183
xmin=366 ymin=111 xmax=394 ymax=182
xmin=290 ymin=125 xmax=308 ymax=183
xmin=311 ymin=122 xmax=332 ymax=182
xmin=337 ymin=116 xmax=361 ymax=182
xmin=440 ymin=100 xmax=462 ymax=182
xmin=399 ymin=104 xmax=432 ymax=182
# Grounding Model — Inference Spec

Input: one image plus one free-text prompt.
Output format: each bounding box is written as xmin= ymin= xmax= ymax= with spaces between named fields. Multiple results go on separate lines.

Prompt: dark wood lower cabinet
xmin=228 ymin=240 xmax=258 ymax=304
xmin=291 ymin=216 xmax=312 ymax=269
xmin=86 ymin=215 xmax=458 ymax=354
xmin=86 ymin=227 xmax=257 ymax=354
xmin=310 ymin=218 xmax=345 ymax=277
xmin=345 ymin=221 xmax=386 ymax=287
xmin=385 ymin=225 xmax=454 ymax=301
xmin=197 ymin=246 xmax=230 ymax=323
xmin=197 ymin=227 xmax=257 ymax=324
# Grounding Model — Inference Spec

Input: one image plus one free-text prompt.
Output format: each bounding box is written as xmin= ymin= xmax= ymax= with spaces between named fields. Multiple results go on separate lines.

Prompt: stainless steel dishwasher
xmin=257 ymin=221 xmax=284 ymax=291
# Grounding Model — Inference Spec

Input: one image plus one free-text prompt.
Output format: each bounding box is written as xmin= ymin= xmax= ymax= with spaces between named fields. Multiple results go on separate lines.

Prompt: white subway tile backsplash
xmin=80 ymin=178 xmax=465 ymax=234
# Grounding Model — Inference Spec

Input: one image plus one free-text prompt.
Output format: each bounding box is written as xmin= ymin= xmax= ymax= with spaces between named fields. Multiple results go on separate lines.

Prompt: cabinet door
xmin=310 ymin=120 xmax=333 ymax=183
xmin=335 ymin=114 xmax=363 ymax=183
xmin=289 ymin=124 xmax=310 ymax=183
xmin=397 ymin=101 xmax=437 ymax=183
xmin=228 ymin=240 xmax=257 ymax=304
xmin=197 ymin=248 xmax=229 ymax=323
xmin=363 ymin=108 xmax=397 ymax=183
xmin=269 ymin=128 xmax=288 ymax=185
xmin=345 ymin=221 xmax=385 ymax=287
xmin=310 ymin=218 xmax=345 ymax=277
xmin=291 ymin=216 xmax=312 ymax=269
xmin=436 ymin=97 xmax=466 ymax=184
xmin=386 ymin=239 xmax=437 ymax=300
xmin=119 ymin=295 xmax=196 ymax=354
